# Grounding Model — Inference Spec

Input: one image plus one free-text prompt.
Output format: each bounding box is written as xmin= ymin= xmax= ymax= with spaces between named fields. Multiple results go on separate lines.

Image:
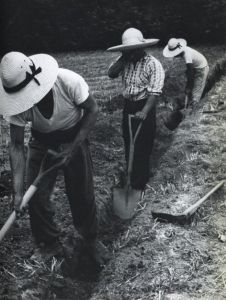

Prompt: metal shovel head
xmin=164 ymin=110 xmax=184 ymax=131
xmin=113 ymin=186 xmax=142 ymax=220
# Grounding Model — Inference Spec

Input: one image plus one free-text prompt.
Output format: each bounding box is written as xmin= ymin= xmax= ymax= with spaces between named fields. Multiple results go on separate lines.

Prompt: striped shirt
xmin=115 ymin=54 xmax=165 ymax=101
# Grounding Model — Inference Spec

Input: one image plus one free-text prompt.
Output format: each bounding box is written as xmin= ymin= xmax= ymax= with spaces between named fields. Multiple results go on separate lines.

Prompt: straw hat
xmin=107 ymin=28 xmax=159 ymax=52
xmin=0 ymin=52 xmax=58 ymax=116
xmin=163 ymin=38 xmax=187 ymax=58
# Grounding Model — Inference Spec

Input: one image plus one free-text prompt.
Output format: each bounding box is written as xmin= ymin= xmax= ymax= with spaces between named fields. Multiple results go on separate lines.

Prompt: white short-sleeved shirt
xmin=5 ymin=68 xmax=89 ymax=132
xmin=183 ymin=47 xmax=208 ymax=69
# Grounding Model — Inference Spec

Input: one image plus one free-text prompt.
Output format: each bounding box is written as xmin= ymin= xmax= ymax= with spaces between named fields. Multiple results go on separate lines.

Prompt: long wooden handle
xmin=184 ymin=180 xmax=225 ymax=217
xmin=126 ymin=115 xmax=142 ymax=186
xmin=0 ymin=185 xmax=37 ymax=242
xmin=0 ymin=159 xmax=64 ymax=243
xmin=129 ymin=115 xmax=143 ymax=144
xmin=33 ymin=160 xmax=65 ymax=187
xmin=185 ymin=95 xmax=189 ymax=109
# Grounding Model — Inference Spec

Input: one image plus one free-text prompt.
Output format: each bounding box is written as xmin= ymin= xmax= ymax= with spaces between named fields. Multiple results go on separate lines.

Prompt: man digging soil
xmin=163 ymin=38 xmax=209 ymax=129
xmin=0 ymin=52 xmax=110 ymax=274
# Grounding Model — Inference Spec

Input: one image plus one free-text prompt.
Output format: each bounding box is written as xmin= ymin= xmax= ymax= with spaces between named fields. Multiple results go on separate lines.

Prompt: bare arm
xmin=185 ymin=63 xmax=194 ymax=94
xmin=71 ymin=94 xmax=98 ymax=151
xmin=135 ymin=94 xmax=158 ymax=120
xmin=9 ymin=124 xmax=26 ymax=209
xmin=108 ymin=55 xmax=126 ymax=78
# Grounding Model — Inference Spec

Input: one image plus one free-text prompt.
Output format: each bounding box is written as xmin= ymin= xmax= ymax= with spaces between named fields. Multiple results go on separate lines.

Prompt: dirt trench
xmin=0 ymin=71 xmax=226 ymax=299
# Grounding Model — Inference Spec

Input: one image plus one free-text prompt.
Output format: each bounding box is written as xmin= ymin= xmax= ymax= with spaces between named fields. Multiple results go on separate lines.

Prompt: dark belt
xmin=124 ymin=98 xmax=147 ymax=114
xmin=123 ymin=98 xmax=156 ymax=118
xmin=31 ymin=120 xmax=82 ymax=147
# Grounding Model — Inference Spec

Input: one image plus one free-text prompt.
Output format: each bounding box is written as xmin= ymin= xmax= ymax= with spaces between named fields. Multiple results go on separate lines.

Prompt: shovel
xmin=113 ymin=114 xmax=143 ymax=220
xmin=0 ymin=153 xmax=64 ymax=243
xmin=151 ymin=180 xmax=225 ymax=225
xmin=163 ymin=110 xmax=184 ymax=131
xmin=164 ymin=95 xmax=189 ymax=131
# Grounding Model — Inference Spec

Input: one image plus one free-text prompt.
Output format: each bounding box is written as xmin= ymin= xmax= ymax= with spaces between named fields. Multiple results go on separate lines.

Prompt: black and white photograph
xmin=0 ymin=1 xmax=226 ymax=299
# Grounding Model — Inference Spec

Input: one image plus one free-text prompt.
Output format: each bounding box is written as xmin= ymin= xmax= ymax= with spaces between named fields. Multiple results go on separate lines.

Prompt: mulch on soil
xmin=0 ymin=48 xmax=226 ymax=300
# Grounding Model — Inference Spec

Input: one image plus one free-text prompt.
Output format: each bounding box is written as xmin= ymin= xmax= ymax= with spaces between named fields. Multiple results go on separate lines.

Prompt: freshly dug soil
xmin=0 ymin=48 xmax=226 ymax=300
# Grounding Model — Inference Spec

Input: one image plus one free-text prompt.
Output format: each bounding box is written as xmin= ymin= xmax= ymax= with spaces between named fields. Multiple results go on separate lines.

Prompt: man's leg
xmin=26 ymin=138 xmax=60 ymax=245
xmin=122 ymin=100 xmax=156 ymax=190
xmin=191 ymin=66 xmax=209 ymax=105
xmin=122 ymin=110 xmax=130 ymax=164
xmin=64 ymin=140 xmax=97 ymax=240
xmin=131 ymin=107 xmax=156 ymax=189
xmin=63 ymin=140 xmax=109 ymax=267
xmin=64 ymin=140 xmax=109 ymax=267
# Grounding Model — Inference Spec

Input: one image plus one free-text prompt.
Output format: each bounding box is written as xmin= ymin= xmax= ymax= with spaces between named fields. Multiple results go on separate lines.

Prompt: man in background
xmin=107 ymin=28 xmax=165 ymax=191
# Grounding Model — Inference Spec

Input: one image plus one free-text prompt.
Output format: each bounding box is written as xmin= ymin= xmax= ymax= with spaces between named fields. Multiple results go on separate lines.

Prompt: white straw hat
xmin=107 ymin=28 xmax=159 ymax=52
xmin=0 ymin=52 xmax=59 ymax=116
xmin=163 ymin=38 xmax=187 ymax=58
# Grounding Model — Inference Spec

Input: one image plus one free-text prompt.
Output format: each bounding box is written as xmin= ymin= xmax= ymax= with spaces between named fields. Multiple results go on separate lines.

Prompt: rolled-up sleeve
xmin=146 ymin=59 xmax=165 ymax=95
xmin=67 ymin=73 xmax=89 ymax=105
xmin=4 ymin=112 xmax=27 ymax=126
xmin=108 ymin=56 xmax=123 ymax=77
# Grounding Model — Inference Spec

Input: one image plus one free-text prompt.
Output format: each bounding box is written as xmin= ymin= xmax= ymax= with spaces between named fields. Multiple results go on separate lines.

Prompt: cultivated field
xmin=0 ymin=46 xmax=226 ymax=299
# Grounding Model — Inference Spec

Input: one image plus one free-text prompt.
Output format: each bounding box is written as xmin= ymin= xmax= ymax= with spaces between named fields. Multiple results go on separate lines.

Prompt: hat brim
xmin=107 ymin=39 xmax=159 ymax=52
xmin=163 ymin=39 xmax=187 ymax=58
xmin=0 ymin=54 xmax=59 ymax=116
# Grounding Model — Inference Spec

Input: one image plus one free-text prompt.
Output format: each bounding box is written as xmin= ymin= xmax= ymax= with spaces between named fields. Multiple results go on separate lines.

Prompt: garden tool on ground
xmin=0 ymin=152 xmax=64 ymax=243
xmin=151 ymin=180 xmax=225 ymax=224
xmin=113 ymin=114 xmax=143 ymax=220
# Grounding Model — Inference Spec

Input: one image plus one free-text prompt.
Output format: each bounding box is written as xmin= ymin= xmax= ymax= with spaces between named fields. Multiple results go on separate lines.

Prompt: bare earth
xmin=0 ymin=47 xmax=226 ymax=299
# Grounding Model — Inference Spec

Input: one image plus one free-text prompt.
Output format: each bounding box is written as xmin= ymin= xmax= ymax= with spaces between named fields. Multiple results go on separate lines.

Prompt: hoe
xmin=152 ymin=180 xmax=225 ymax=225
xmin=0 ymin=153 xmax=64 ymax=242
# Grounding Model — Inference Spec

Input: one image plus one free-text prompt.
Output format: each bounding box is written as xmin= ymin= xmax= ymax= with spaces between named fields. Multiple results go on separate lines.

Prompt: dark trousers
xmin=26 ymin=137 xmax=97 ymax=245
xmin=122 ymin=98 xmax=156 ymax=190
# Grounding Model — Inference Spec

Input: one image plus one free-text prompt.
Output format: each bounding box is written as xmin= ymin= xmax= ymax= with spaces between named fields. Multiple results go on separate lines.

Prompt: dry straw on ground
xmin=0 ymin=47 xmax=226 ymax=299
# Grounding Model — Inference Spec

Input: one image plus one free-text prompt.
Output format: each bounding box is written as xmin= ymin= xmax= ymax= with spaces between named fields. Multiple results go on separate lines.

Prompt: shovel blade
xmin=113 ymin=187 xmax=142 ymax=220
xmin=164 ymin=110 xmax=184 ymax=131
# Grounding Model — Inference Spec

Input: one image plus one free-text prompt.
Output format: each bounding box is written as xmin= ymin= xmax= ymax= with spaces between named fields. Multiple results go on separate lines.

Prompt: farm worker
xmin=107 ymin=28 xmax=165 ymax=191
xmin=163 ymin=38 xmax=209 ymax=108
xmin=0 ymin=52 xmax=109 ymax=268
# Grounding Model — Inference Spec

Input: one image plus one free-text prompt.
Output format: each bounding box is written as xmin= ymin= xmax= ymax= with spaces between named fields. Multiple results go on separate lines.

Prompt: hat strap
xmin=169 ymin=43 xmax=183 ymax=51
xmin=3 ymin=59 xmax=42 ymax=94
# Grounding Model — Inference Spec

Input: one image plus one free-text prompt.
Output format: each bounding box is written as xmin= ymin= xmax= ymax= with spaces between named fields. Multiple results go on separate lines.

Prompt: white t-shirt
xmin=5 ymin=68 xmax=89 ymax=132
xmin=183 ymin=46 xmax=208 ymax=69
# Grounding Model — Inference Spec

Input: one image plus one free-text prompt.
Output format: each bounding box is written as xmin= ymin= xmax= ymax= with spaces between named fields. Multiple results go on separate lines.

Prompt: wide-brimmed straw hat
xmin=107 ymin=28 xmax=159 ymax=52
xmin=163 ymin=38 xmax=187 ymax=58
xmin=0 ymin=52 xmax=58 ymax=116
